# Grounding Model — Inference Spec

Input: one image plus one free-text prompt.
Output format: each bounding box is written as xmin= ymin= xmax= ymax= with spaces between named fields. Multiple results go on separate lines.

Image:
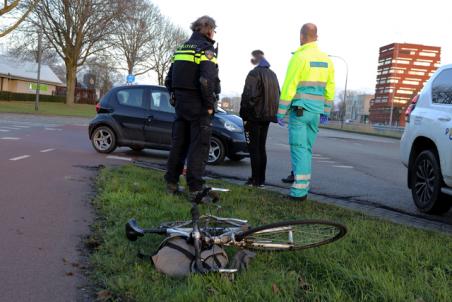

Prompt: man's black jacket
xmin=240 ymin=59 xmax=280 ymax=122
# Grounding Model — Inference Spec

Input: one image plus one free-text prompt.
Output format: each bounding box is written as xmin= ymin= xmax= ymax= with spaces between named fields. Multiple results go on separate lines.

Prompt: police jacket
xmin=240 ymin=58 xmax=280 ymax=123
xmin=165 ymin=32 xmax=220 ymax=110
xmin=277 ymin=42 xmax=335 ymax=118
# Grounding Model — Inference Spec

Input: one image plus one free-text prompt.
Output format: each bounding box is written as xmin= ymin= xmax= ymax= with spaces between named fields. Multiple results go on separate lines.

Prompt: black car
xmin=88 ymin=85 xmax=248 ymax=165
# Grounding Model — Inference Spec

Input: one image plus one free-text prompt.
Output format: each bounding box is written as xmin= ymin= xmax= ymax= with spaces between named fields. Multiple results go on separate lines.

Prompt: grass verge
xmin=0 ymin=101 xmax=95 ymax=118
xmin=90 ymin=165 xmax=451 ymax=302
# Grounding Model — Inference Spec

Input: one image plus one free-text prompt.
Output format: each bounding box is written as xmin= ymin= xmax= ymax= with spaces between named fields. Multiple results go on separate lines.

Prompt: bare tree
xmin=111 ymin=0 xmax=161 ymax=76
xmin=28 ymin=0 xmax=123 ymax=104
xmin=149 ymin=18 xmax=187 ymax=85
xmin=0 ymin=0 xmax=39 ymax=37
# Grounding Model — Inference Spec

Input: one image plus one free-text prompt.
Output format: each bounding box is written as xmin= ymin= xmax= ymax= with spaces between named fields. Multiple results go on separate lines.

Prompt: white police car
xmin=400 ymin=65 xmax=452 ymax=214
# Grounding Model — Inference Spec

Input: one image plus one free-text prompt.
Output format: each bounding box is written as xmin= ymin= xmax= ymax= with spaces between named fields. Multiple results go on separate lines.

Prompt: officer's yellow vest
xmin=277 ymin=42 xmax=335 ymax=118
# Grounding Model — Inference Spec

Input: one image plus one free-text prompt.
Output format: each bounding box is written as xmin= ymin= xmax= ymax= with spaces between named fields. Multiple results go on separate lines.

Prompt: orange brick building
xmin=369 ymin=43 xmax=441 ymax=126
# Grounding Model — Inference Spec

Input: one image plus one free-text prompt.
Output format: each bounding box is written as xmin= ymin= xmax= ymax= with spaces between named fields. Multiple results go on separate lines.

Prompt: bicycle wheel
xmin=235 ymin=220 xmax=347 ymax=251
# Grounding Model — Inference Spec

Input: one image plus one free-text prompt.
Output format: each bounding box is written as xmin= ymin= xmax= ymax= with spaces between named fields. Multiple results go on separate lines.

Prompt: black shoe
xmin=281 ymin=173 xmax=294 ymax=184
xmin=166 ymin=183 xmax=184 ymax=195
xmin=245 ymin=178 xmax=254 ymax=186
xmin=286 ymin=195 xmax=307 ymax=201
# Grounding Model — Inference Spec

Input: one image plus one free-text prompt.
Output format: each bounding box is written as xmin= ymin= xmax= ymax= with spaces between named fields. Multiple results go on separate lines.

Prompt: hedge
xmin=0 ymin=91 xmax=66 ymax=103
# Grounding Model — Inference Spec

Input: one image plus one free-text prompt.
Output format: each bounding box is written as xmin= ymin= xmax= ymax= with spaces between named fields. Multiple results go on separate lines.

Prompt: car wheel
xmin=228 ymin=155 xmax=245 ymax=161
xmin=208 ymin=136 xmax=225 ymax=165
xmin=411 ymin=150 xmax=452 ymax=214
xmin=130 ymin=146 xmax=144 ymax=152
xmin=91 ymin=126 xmax=117 ymax=154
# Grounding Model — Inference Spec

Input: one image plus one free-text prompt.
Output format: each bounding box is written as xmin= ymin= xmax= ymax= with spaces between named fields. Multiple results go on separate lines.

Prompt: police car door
xmin=431 ymin=67 xmax=452 ymax=183
xmin=145 ymin=88 xmax=175 ymax=146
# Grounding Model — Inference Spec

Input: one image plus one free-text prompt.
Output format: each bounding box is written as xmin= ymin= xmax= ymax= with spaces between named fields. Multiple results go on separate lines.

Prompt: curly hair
xmin=190 ymin=16 xmax=217 ymax=32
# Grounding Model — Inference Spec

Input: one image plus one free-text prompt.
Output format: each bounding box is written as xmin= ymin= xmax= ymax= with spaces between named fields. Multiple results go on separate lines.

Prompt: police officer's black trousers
xmin=165 ymin=103 xmax=212 ymax=192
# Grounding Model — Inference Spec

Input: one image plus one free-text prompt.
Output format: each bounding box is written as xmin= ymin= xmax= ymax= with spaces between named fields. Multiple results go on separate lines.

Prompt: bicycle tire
xmin=235 ymin=220 xmax=347 ymax=251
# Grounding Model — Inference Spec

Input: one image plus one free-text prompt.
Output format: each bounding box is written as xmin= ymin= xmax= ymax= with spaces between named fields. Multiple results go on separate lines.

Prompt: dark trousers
xmin=164 ymin=90 xmax=212 ymax=192
xmin=245 ymin=121 xmax=270 ymax=185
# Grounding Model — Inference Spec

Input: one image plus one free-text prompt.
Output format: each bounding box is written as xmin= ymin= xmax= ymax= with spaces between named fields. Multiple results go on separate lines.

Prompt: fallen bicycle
xmin=125 ymin=187 xmax=347 ymax=277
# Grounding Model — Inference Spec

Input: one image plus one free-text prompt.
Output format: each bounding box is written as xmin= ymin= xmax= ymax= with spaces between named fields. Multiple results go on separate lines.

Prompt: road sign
xmin=126 ymin=74 xmax=135 ymax=84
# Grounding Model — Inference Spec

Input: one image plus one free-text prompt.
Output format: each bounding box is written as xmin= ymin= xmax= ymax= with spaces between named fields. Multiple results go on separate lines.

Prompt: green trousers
xmin=288 ymin=109 xmax=320 ymax=197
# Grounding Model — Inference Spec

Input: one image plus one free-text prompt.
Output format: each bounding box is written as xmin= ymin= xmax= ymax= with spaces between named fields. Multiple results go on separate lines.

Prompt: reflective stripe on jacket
xmin=277 ymin=42 xmax=335 ymax=118
xmin=164 ymin=32 xmax=220 ymax=110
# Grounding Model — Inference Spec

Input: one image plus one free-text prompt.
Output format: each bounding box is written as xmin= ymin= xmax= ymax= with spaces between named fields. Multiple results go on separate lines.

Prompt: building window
xmin=402 ymin=80 xmax=420 ymax=85
xmin=413 ymin=61 xmax=431 ymax=67
xmin=419 ymin=51 xmax=437 ymax=57
xmin=408 ymin=71 xmax=425 ymax=76
xmin=393 ymin=59 xmax=410 ymax=64
xmin=432 ymin=68 xmax=452 ymax=105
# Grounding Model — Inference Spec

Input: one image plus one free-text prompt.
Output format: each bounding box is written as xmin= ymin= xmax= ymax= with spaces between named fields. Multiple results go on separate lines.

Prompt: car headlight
xmin=223 ymin=120 xmax=242 ymax=132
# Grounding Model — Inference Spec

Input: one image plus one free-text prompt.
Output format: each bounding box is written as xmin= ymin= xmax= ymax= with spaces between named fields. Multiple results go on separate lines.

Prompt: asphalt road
xmin=0 ymin=113 xmax=450 ymax=300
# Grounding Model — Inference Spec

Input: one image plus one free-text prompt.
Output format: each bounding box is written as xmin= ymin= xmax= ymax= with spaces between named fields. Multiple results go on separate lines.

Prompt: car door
xmin=431 ymin=68 xmax=452 ymax=182
xmin=111 ymin=87 xmax=148 ymax=142
xmin=144 ymin=88 xmax=175 ymax=146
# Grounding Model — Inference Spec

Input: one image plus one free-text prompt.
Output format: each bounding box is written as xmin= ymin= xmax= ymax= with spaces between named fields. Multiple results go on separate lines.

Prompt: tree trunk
xmin=66 ymin=64 xmax=77 ymax=105
xmin=157 ymin=71 xmax=163 ymax=86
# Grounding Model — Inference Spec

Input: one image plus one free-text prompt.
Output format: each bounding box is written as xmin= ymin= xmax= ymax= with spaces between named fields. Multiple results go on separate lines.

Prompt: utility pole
xmin=35 ymin=26 xmax=42 ymax=111
xmin=329 ymin=55 xmax=348 ymax=128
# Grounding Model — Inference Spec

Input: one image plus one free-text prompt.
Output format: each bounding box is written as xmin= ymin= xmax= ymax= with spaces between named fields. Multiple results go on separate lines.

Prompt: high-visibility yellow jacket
xmin=277 ymin=42 xmax=335 ymax=118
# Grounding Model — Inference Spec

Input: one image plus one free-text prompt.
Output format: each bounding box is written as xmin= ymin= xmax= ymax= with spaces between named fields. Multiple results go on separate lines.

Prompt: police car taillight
xmin=95 ymin=102 xmax=100 ymax=113
xmin=405 ymin=94 xmax=419 ymax=123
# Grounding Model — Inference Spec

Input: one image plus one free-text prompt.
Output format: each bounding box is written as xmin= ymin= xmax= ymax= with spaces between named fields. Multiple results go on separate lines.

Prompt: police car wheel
xmin=411 ymin=150 xmax=451 ymax=214
xmin=208 ymin=137 xmax=225 ymax=165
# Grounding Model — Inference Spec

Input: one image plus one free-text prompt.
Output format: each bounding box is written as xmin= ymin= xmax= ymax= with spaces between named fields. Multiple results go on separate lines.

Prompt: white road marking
xmin=333 ymin=165 xmax=354 ymax=169
xmin=317 ymin=160 xmax=336 ymax=164
xmin=40 ymin=148 xmax=55 ymax=153
xmin=1 ymin=137 xmax=20 ymax=140
xmin=106 ymin=155 xmax=133 ymax=162
xmin=313 ymin=157 xmax=330 ymax=160
xmin=0 ymin=129 xmax=10 ymax=132
xmin=1 ymin=127 xmax=22 ymax=130
xmin=10 ymin=125 xmax=30 ymax=128
xmin=9 ymin=155 xmax=30 ymax=161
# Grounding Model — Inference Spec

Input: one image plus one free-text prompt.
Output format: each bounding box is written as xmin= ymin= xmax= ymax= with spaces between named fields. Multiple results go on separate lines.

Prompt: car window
xmin=116 ymin=88 xmax=145 ymax=108
xmin=432 ymin=68 xmax=452 ymax=105
xmin=151 ymin=90 xmax=174 ymax=113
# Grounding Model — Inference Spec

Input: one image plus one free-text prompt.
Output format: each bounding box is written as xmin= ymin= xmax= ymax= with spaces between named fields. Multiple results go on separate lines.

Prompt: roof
xmin=0 ymin=55 xmax=64 ymax=86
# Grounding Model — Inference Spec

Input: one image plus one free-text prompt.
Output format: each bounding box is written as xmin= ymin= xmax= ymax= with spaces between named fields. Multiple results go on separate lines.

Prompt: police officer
xmin=277 ymin=23 xmax=335 ymax=201
xmin=164 ymin=16 xmax=220 ymax=199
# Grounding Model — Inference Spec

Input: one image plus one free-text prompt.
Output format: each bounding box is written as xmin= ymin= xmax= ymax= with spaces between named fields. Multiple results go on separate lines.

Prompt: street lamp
xmin=35 ymin=25 xmax=43 ymax=111
xmin=329 ymin=55 xmax=348 ymax=128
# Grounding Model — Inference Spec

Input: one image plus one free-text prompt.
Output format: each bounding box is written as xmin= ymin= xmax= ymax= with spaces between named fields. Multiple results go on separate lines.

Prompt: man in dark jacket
xmin=240 ymin=50 xmax=280 ymax=187
xmin=164 ymin=16 xmax=220 ymax=198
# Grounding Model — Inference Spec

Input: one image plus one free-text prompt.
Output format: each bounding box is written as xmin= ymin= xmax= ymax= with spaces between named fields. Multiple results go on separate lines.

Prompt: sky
xmin=151 ymin=0 xmax=452 ymax=98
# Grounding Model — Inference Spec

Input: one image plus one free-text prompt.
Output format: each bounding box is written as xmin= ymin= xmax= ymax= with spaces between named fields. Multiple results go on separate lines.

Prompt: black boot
xmin=166 ymin=182 xmax=184 ymax=195
xmin=281 ymin=171 xmax=294 ymax=184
